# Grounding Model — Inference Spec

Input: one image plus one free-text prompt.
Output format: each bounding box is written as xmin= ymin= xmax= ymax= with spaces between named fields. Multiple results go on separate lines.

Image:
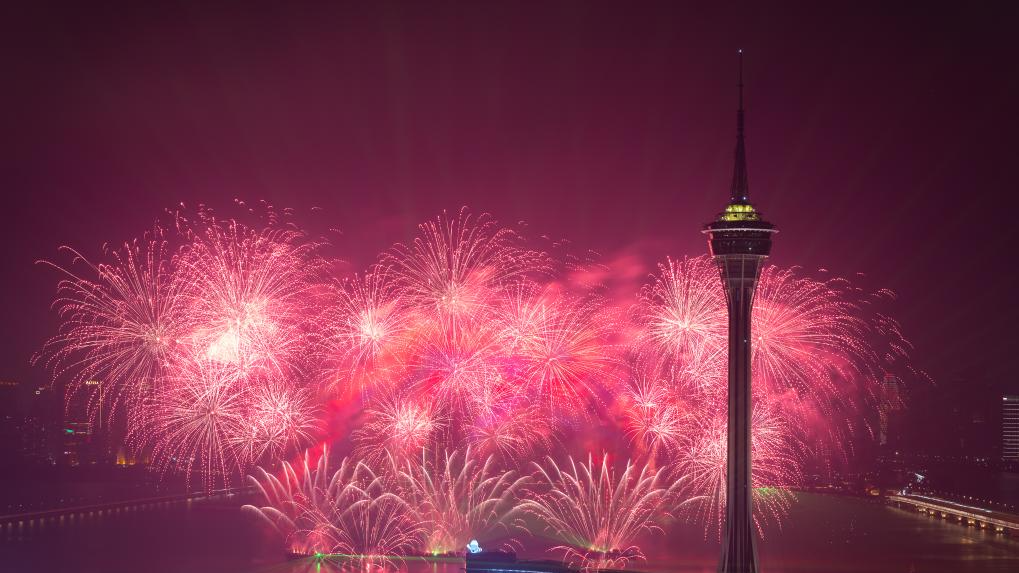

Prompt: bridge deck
xmin=889 ymin=493 xmax=1019 ymax=532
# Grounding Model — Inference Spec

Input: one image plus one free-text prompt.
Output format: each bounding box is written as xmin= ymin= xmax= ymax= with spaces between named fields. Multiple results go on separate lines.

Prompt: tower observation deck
xmin=703 ymin=51 xmax=778 ymax=573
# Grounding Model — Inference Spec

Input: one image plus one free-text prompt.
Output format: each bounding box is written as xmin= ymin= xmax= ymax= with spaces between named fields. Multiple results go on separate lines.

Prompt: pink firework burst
xmin=630 ymin=255 xmax=912 ymax=474
xmin=750 ymin=265 xmax=894 ymax=458
xmin=620 ymin=362 xmax=687 ymax=461
xmin=635 ymin=257 xmax=726 ymax=367
xmin=353 ymin=393 xmax=447 ymax=466
xmin=632 ymin=256 xmax=726 ymax=393
xmin=506 ymin=287 xmax=619 ymax=413
xmin=35 ymin=232 xmax=184 ymax=425
xmin=466 ymin=401 xmax=557 ymax=464
xmin=135 ymin=359 xmax=249 ymax=490
xmin=177 ymin=216 xmax=323 ymax=377
xmin=318 ymin=266 xmax=413 ymax=396
xmin=752 ymin=266 xmax=874 ymax=405
xmin=385 ymin=209 xmax=545 ymax=329
xmin=410 ymin=322 xmax=503 ymax=417
xmin=238 ymin=376 xmax=320 ymax=466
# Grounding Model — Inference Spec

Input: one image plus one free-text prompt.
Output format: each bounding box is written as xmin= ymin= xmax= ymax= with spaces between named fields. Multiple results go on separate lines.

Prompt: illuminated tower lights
xmin=703 ymin=51 xmax=777 ymax=573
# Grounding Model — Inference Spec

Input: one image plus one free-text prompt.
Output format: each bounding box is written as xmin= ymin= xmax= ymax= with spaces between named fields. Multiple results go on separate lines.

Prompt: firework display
xmin=244 ymin=447 xmax=425 ymax=565
xmin=398 ymin=448 xmax=530 ymax=554
xmin=522 ymin=454 xmax=687 ymax=570
xmin=39 ymin=206 xmax=919 ymax=567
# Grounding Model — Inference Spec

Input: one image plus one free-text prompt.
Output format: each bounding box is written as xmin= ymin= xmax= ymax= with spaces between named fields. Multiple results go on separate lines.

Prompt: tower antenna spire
xmin=738 ymin=48 xmax=744 ymax=112
xmin=730 ymin=49 xmax=750 ymax=204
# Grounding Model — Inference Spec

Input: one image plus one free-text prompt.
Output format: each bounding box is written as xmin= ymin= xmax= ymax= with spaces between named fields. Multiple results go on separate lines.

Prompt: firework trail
xmin=522 ymin=454 xmax=687 ymax=570
xmin=245 ymin=447 xmax=425 ymax=564
xmin=398 ymin=448 xmax=529 ymax=554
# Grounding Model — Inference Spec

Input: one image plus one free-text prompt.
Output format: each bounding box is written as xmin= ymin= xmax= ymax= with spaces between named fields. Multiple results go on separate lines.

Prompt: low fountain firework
xmin=243 ymin=447 xmax=425 ymax=565
xmin=522 ymin=454 xmax=688 ymax=570
xmin=398 ymin=448 xmax=530 ymax=555
xmin=38 ymin=205 xmax=920 ymax=566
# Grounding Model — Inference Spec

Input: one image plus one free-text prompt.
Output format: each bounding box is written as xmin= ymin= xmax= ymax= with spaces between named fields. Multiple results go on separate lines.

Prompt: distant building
xmin=24 ymin=385 xmax=60 ymax=465
xmin=0 ymin=380 xmax=21 ymax=465
xmin=878 ymin=374 xmax=903 ymax=447
xmin=61 ymin=421 xmax=93 ymax=466
xmin=62 ymin=380 xmax=110 ymax=466
xmin=1004 ymin=395 xmax=1019 ymax=461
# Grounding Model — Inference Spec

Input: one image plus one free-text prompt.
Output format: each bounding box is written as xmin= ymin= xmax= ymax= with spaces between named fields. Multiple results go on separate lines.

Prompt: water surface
xmin=1 ymin=493 xmax=1016 ymax=573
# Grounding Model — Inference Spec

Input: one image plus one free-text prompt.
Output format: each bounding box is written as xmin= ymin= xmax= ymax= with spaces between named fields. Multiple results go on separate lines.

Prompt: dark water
xmin=1 ymin=493 xmax=1017 ymax=573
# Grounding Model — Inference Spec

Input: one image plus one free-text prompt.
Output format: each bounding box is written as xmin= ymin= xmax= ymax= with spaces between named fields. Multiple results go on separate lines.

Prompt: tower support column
xmin=716 ymin=255 xmax=764 ymax=573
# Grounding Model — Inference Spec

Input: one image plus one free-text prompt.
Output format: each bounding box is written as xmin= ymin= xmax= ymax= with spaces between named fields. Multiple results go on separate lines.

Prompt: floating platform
xmin=466 ymin=551 xmax=634 ymax=573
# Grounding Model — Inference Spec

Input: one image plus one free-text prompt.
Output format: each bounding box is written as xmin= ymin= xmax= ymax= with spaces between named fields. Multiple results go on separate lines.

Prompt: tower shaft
xmin=716 ymin=254 xmax=765 ymax=573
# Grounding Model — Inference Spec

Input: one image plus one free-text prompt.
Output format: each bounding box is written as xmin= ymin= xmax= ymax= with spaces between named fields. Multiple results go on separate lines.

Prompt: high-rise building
xmin=703 ymin=51 xmax=777 ymax=573
xmin=878 ymin=374 xmax=902 ymax=447
xmin=24 ymin=385 xmax=60 ymax=465
xmin=62 ymin=379 xmax=111 ymax=465
xmin=0 ymin=380 xmax=21 ymax=466
xmin=1004 ymin=395 xmax=1019 ymax=461
xmin=62 ymin=421 xmax=93 ymax=466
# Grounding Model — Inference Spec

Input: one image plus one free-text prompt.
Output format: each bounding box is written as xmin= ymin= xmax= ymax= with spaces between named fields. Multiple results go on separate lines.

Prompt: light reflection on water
xmin=0 ymin=493 xmax=1017 ymax=573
